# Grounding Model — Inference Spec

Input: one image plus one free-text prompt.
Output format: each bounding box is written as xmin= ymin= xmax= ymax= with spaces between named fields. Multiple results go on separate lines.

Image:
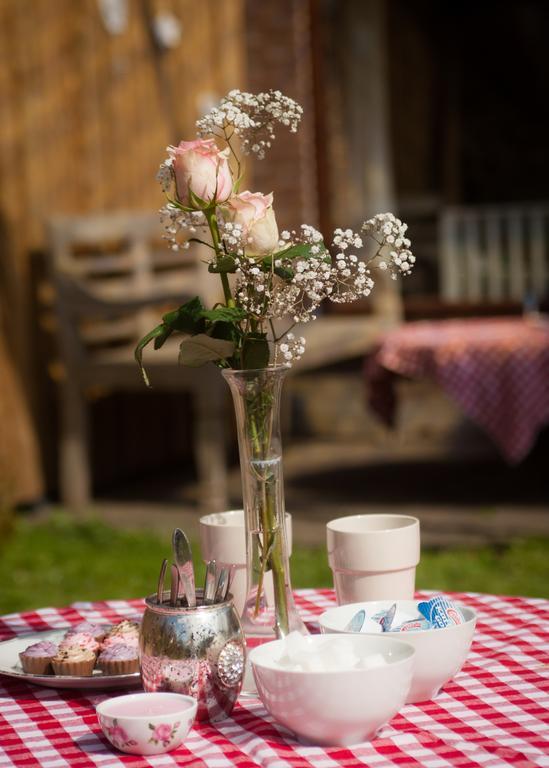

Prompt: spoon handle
xmin=214 ymin=567 xmax=230 ymax=603
xmin=204 ymin=560 xmax=217 ymax=605
xmin=170 ymin=564 xmax=180 ymax=607
xmin=157 ymin=558 xmax=168 ymax=605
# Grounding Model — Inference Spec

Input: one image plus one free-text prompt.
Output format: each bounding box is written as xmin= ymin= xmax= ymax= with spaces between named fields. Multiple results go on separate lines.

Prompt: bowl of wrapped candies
xmin=249 ymin=632 xmax=414 ymax=746
xmin=319 ymin=595 xmax=476 ymax=703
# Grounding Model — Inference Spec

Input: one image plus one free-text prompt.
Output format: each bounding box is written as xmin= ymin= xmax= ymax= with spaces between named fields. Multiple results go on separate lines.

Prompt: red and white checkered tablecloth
xmin=365 ymin=317 xmax=549 ymax=463
xmin=1 ymin=589 xmax=548 ymax=767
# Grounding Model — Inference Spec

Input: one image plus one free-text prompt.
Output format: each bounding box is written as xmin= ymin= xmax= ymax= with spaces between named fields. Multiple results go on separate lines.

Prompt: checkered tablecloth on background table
xmin=365 ymin=317 xmax=549 ymax=463
xmin=1 ymin=589 xmax=548 ymax=767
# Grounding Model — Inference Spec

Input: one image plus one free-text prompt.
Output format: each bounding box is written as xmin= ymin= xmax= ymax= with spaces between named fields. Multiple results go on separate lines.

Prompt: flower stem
xmin=205 ymin=209 xmax=234 ymax=306
xmin=247 ymin=393 xmax=289 ymax=635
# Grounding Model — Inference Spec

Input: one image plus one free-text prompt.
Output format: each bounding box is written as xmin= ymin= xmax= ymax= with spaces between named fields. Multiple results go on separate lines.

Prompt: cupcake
xmin=96 ymin=643 xmax=139 ymax=675
xmin=102 ymin=620 xmax=140 ymax=649
xmin=51 ymin=645 xmax=96 ymax=676
xmin=67 ymin=621 xmax=111 ymax=643
xmin=19 ymin=640 xmax=58 ymax=675
xmin=59 ymin=631 xmax=100 ymax=654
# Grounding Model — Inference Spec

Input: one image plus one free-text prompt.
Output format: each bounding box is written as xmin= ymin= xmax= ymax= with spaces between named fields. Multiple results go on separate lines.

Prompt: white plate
xmin=0 ymin=629 xmax=141 ymax=690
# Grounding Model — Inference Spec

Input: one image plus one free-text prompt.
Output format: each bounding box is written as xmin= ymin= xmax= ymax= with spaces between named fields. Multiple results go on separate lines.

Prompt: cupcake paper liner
xmin=51 ymin=659 xmax=96 ymax=677
xmin=19 ymin=655 xmax=54 ymax=675
xmin=97 ymin=657 xmax=139 ymax=675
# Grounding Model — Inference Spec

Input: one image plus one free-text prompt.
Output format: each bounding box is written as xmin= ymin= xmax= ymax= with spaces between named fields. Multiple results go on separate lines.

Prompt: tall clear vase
xmin=223 ymin=366 xmax=308 ymax=639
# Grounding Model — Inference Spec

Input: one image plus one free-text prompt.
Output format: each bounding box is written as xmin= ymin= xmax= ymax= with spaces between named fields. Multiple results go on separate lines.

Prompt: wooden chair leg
xmin=193 ymin=378 xmax=228 ymax=514
xmin=58 ymin=378 xmax=91 ymax=511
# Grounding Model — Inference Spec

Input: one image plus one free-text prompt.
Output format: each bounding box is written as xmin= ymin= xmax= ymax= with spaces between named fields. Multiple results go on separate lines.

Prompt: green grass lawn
xmin=0 ymin=515 xmax=547 ymax=614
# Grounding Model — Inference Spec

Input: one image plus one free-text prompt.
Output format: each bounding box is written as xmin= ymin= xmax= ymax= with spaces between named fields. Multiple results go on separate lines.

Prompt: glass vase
xmin=223 ymin=366 xmax=307 ymax=639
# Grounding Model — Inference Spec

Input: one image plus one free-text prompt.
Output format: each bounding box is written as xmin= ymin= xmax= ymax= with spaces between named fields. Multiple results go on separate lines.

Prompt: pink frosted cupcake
xmin=102 ymin=620 xmax=140 ymax=650
xmin=67 ymin=621 xmax=111 ymax=643
xmin=59 ymin=632 xmax=100 ymax=654
xmin=19 ymin=640 xmax=58 ymax=675
xmin=96 ymin=643 xmax=139 ymax=675
xmin=51 ymin=645 xmax=96 ymax=676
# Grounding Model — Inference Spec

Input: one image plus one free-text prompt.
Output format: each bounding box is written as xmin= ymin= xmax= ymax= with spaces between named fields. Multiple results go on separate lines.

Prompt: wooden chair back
xmin=440 ymin=204 xmax=549 ymax=304
xmin=47 ymin=211 xmax=219 ymax=364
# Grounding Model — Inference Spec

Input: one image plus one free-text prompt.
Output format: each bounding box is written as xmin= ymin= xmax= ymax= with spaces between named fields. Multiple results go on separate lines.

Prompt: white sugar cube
xmin=358 ymin=653 xmax=386 ymax=671
xmin=274 ymin=633 xmax=384 ymax=673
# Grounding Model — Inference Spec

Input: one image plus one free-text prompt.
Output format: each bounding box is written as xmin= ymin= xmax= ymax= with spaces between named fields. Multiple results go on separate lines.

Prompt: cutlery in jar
xmin=172 ymin=528 xmax=196 ymax=608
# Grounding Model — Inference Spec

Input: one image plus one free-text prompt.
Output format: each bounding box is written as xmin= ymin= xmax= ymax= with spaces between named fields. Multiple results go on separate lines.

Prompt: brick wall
xmin=244 ymin=0 xmax=319 ymax=231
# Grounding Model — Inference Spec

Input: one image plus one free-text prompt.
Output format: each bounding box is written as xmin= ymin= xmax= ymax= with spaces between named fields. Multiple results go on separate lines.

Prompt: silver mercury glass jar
xmin=139 ymin=589 xmax=245 ymax=722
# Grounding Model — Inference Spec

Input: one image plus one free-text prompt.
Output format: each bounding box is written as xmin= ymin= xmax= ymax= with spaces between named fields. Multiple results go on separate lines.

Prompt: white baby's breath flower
xmin=196 ymin=89 xmax=303 ymax=159
xmin=361 ymin=213 xmax=415 ymax=279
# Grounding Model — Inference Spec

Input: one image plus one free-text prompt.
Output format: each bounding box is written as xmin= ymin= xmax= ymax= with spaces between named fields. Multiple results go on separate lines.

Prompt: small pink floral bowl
xmin=96 ymin=692 xmax=197 ymax=755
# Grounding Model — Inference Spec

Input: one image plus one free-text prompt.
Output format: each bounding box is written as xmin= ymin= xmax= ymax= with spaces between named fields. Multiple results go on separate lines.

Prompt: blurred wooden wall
xmin=0 ymin=0 xmax=245 ymax=503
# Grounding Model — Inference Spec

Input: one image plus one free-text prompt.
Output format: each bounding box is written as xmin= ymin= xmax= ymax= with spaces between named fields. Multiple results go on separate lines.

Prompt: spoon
xmin=156 ymin=558 xmax=168 ymax=605
xmin=213 ymin=567 xmax=230 ymax=603
xmin=169 ymin=564 xmax=180 ymax=607
xmin=172 ymin=528 xmax=196 ymax=608
xmin=203 ymin=560 xmax=217 ymax=605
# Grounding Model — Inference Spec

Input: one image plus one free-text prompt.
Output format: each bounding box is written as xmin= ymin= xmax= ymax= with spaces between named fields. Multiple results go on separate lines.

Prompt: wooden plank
xmin=507 ymin=210 xmax=525 ymax=301
xmin=464 ymin=213 xmax=482 ymax=301
xmin=529 ymin=210 xmax=547 ymax=299
xmin=439 ymin=211 xmax=461 ymax=300
xmin=485 ymin=212 xmax=504 ymax=301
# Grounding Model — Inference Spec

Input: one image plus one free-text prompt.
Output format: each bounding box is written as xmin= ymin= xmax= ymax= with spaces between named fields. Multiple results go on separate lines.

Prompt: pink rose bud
xmin=169 ymin=138 xmax=233 ymax=206
xmin=227 ymin=191 xmax=279 ymax=256
xmin=153 ymin=723 xmax=173 ymax=742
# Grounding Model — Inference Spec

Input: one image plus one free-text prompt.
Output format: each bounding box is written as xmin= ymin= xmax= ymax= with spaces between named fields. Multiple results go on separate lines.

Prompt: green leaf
xmin=187 ymin=185 xmax=211 ymax=210
xmin=134 ymin=324 xmax=167 ymax=386
xmin=208 ymin=256 xmax=237 ymax=274
xmin=200 ymin=306 xmax=246 ymax=323
xmin=178 ymin=334 xmax=234 ymax=367
xmin=163 ymin=297 xmax=206 ymax=334
xmin=261 ymin=255 xmax=294 ymax=280
xmin=242 ymin=334 xmax=270 ymax=369
xmin=208 ymin=322 xmax=240 ymax=341
xmin=276 ymin=242 xmax=331 ymax=263
xmin=262 ymin=243 xmax=330 ymax=282
xmin=153 ymin=326 xmax=173 ymax=350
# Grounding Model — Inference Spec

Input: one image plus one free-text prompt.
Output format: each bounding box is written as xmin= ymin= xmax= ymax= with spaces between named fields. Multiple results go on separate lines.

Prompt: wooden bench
xmin=46 ymin=211 xmax=228 ymax=513
xmin=47 ymin=211 xmax=403 ymax=511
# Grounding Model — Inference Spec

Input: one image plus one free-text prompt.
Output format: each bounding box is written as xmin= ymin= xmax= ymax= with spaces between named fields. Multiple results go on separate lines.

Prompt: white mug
xmin=326 ymin=514 xmax=420 ymax=604
xmin=199 ymin=509 xmax=292 ymax=616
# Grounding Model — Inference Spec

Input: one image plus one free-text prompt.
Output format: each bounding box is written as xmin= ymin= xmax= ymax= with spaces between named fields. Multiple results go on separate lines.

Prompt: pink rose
xmin=153 ymin=723 xmax=173 ymax=742
xmin=226 ymin=191 xmax=279 ymax=256
xmin=109 ymin=725 xmax=129 ymax=743
xmin=169 ymin=139 xmax=232 ymax=205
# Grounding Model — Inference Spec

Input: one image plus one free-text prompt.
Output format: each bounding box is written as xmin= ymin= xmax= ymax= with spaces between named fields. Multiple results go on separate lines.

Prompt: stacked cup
xmin=326 ymin=514 xmax=420 ymax=603
xmin=199 ymin=510 xmax=292 ymax=617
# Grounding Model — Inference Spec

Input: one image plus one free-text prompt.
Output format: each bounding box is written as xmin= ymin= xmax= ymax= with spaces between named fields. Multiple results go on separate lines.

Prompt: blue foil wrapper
xmin=418 ymin=596 xmax=465 ymax=628
xmin=391 ymin=618 xmax=431 ymax=632
xmin=372 ymin=603 xmax=397 ymax=632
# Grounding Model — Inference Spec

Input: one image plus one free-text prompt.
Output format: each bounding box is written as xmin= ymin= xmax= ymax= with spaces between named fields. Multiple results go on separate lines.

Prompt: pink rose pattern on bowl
xmin=148 ymin=721 xmax=181 ymax=748
xmin=99 ymin=718 xmax=138 ymax=751
xmin=96 ymin=692 xmax=197 ymax=757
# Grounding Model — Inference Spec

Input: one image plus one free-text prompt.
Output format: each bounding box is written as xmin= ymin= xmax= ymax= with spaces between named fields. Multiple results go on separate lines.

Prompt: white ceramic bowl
xmin=97 ymin=692 xmax=197 ymax=755
xmin=249 ymin=634 xmax=414 ymax=746
xmin=319 ymin=600 xmax=477 ymax=703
